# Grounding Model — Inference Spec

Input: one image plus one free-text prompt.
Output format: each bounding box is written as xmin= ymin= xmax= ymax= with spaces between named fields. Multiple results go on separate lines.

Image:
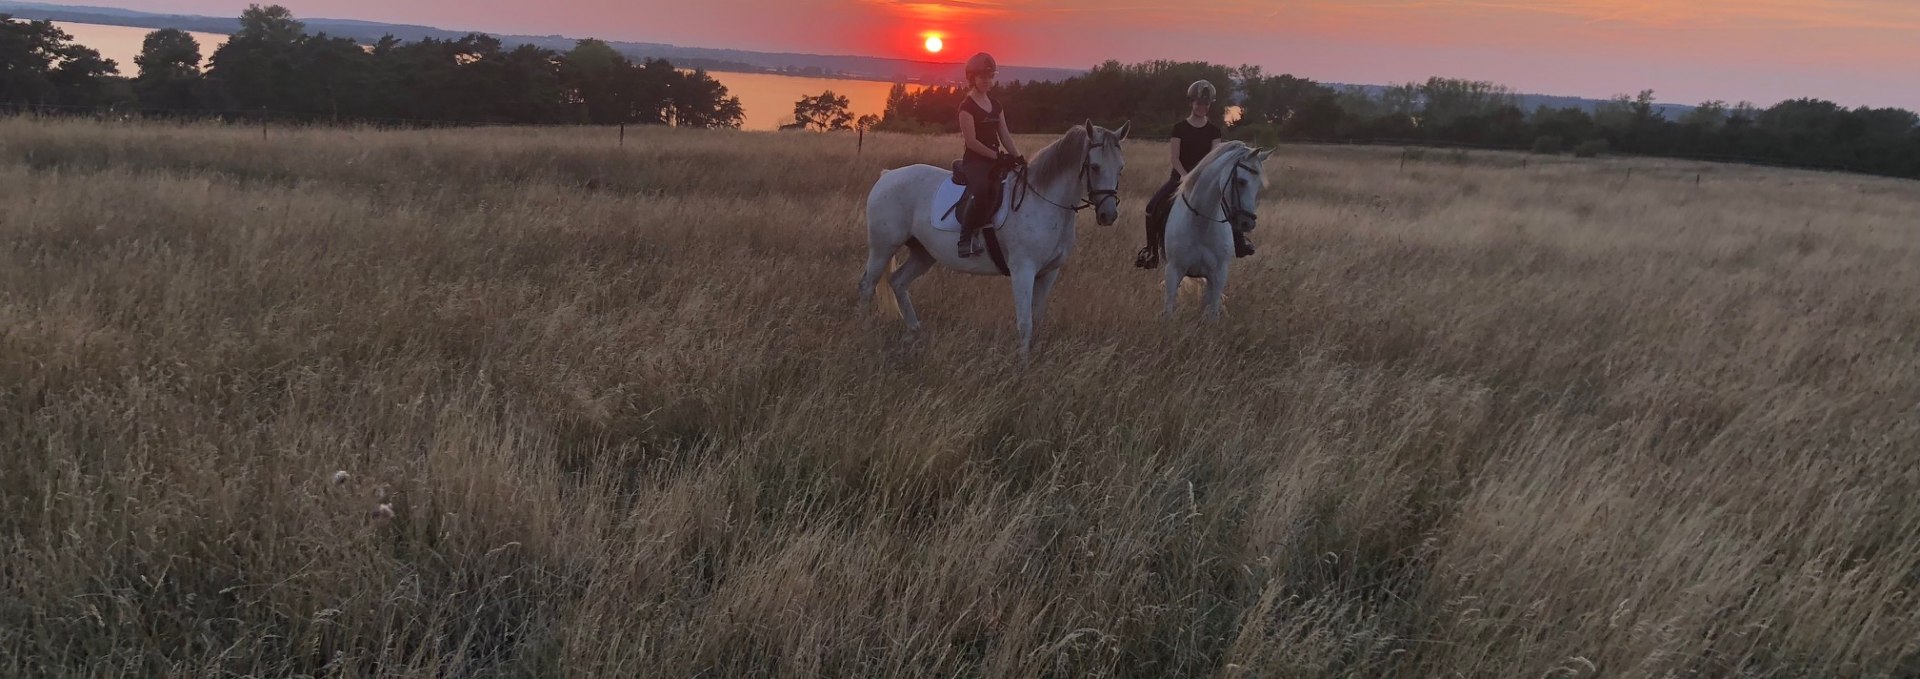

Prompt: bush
xmin=871 ymin=117 xmax=946 ymax=135
xmin=1531 ymin=136 xmax=1564 ymax=155
xmin=1227 ymin=123 xmax=1281 ymax=148
xmin=1573 ymin=139 xmax=1610 ymax=158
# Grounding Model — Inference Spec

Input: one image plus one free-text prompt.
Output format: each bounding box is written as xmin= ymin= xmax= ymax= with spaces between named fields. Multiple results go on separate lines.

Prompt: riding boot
xmin=953 ymin=192 xmax=981 ymax=257
xmin=1135 ymin=201 xmax=1166 ymax=269
xmin=1233 ymin=230 xmax=1256 ymax=258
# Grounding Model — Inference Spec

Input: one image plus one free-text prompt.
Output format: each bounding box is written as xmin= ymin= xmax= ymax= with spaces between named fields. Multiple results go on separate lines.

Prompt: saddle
xmin=939 ymin=158 xmax=1014 ymax=276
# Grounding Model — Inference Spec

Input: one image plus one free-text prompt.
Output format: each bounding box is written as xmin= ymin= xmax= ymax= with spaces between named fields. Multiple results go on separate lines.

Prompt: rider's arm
xmin=1170 ymin=136 xmax=1185 ymax=179
xmin=959 ymin=110 xmax=999 ymax=158
xmin=997 ymin=114 xmax=1021 ymax=159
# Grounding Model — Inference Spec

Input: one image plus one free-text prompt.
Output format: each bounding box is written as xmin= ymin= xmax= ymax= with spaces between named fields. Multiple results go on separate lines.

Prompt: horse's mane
xmin=1178 ymin=140 xmax=1253 ymax=200
xmin=1026 ymin=125 xmax=1093 ymax=182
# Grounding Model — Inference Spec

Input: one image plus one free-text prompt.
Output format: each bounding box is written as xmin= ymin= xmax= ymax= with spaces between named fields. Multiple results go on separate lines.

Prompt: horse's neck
xmin=1184 ymin=162 xmax=1229 ymax=219
xmin=1019 ymin=144 xmax=1083 ymax=222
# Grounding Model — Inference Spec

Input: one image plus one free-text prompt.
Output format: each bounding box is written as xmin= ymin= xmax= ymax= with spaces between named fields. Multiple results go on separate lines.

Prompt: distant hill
xmin=3 ymin=0 xmax=1692 ymax=113
xmin=1326 ymin=83 xmax=1695 ymax=118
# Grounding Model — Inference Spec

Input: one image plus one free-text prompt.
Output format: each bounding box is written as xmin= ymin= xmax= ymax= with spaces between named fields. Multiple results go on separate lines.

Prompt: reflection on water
xmin=53 ymin=22 xmax=230 ymax=74
xmin=51 ymin=21 xmax=917 ymax=130
xmin=702 ymin=71 xmax=922 ymax=131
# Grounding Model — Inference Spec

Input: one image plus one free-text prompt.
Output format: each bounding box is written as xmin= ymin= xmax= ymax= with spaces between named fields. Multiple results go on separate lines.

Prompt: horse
xmin=859 ymin=121 xmax=1131 ymax=355
xmin=1161 ymin=141 xmax=1274 ymax=321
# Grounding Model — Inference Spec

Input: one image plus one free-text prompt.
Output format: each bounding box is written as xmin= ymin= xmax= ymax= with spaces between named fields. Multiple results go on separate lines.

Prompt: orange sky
xmin=114 ymin=0 xmax=1920 ymax=109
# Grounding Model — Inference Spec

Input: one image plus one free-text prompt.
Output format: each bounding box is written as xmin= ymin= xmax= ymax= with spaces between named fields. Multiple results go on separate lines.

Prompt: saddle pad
xmin=932 ymin=173 xmax=1012 ymax=232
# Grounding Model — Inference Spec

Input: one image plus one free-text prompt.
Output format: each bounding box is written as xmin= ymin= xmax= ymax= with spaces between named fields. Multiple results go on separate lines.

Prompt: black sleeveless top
xmin=1171 ymin=119 xmax=1223 ymax=173
xmin=960 ymin=94 xmax=1003 ymax=161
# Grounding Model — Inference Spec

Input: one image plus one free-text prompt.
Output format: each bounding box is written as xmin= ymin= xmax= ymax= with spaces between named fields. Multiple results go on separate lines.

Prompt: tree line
xmin=1 ymin=6 xmax=744 ymax=127
xmin=7 ymin=7 xmax=1917 ymax=178
xmin=878 ymin=60 xmax=1920 ymax=179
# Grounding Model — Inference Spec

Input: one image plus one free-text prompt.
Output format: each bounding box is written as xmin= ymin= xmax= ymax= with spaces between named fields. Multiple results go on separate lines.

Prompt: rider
xmin=1136 ymin=79 xmax=1252 ymax=268
xmin=956 ymin=52 xmax=1023 ymax=258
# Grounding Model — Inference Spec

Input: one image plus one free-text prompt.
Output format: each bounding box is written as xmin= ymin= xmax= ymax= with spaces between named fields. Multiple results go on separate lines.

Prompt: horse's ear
xmin=1115 ymin=120 xmax=1131 ymax=141
xmin=1083 ymin=119 xmax=1094 ymax=140
xmin=1257 ymin=146 xmax=1277 ymax=163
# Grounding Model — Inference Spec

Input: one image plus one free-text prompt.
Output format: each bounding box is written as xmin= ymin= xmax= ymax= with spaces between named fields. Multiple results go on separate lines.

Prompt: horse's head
xmin=1083 ymin=119 xmax=1130 ymax=226
xmin=1224 ymin=145 xmax=1275 ymax=233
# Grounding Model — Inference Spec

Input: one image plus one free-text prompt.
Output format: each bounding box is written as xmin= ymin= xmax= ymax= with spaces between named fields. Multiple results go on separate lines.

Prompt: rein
xmin=1179 ymin=157 xmax=1261 ymax=228
xmin=1009 ymin=134 xmax=1117 ymax=215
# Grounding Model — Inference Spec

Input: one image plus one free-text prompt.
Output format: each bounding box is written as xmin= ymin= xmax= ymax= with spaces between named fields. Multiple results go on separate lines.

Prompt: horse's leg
xmin=1162 ymin=261 xmax=1182 ymax=320
xmin=1010 ymin=263 xmax=1038 ymax=356
xmin=890 ymin=239 xmax=936 ymax=331
xmin=858 ymin=242 xmax=894 ymax=308
xmin=1203 ymin=263 xmax=1229 ymax=322
xmin=1031 ymin=267 xmax=1062 ymax=346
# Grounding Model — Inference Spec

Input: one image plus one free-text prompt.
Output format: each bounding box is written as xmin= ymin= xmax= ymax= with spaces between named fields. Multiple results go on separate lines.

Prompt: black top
xmin=1171 ymin=119 xmax=1222 ymax=173
xmin=960 ymin=94 xmax=1003 ymax=161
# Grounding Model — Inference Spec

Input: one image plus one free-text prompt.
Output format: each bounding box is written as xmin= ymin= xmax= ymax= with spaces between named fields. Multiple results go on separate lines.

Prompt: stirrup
xmin=1134 ymin=246 xmax=1159 ymax=269
xmin=958 ymin=231 xmax=980 ymax=258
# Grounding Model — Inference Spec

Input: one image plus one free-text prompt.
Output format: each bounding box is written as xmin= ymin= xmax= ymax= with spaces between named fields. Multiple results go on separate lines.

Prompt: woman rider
xmin=1136 ymin=79 xmax=1252 ymax=268
xmin=955 ymin=51 xmax=1023 ymax=258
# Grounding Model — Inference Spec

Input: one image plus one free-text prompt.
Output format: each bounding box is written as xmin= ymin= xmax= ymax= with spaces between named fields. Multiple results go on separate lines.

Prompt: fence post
xmin=260 ymin=106 xmax=268 ymax=140
xmin=858 ymin=125 xmax=865 ymax=156
xmin=619 ymin=123 xmax=625 ymax=148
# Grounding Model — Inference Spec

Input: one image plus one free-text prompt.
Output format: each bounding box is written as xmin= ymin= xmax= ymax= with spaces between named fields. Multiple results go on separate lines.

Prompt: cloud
xmin=863 ymin=0 xmax=1011 ymax=20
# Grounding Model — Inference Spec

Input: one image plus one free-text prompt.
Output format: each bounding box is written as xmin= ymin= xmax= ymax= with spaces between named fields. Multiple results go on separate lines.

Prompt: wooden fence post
xmin=619 ymin=123 xmax=625 ymax=148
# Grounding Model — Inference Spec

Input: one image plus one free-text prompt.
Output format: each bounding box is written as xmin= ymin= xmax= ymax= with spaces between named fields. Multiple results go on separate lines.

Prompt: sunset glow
xmin=924 ymin=35 xmax=943 ymax=54
xmin=106 ymin=0 xmax=1920 ymax=109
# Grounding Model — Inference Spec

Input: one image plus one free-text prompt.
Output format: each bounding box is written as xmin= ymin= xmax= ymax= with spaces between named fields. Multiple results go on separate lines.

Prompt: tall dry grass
xmin=2 ymin=117 xmax=1918 ymax=677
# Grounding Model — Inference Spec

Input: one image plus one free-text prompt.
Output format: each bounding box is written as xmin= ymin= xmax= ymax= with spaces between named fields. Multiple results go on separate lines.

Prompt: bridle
xmin=1010 ymin=128 xmax=1119 ymax=215
xmin=1179 ymin=154 xmax=1261 ymax=230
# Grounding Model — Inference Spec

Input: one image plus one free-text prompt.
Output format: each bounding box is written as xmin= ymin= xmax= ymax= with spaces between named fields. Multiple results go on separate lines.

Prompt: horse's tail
xmin=872 ymin=251 xmax=903 ymax=320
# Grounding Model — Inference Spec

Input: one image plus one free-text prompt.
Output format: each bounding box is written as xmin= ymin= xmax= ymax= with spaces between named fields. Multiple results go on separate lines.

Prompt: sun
xmin=924 ymin=35 xmax=943 ymax=54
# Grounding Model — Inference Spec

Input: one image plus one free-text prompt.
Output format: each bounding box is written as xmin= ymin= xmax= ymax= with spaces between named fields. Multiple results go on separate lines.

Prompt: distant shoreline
xmin=2 ymin=3 xmax=1053 ymax=87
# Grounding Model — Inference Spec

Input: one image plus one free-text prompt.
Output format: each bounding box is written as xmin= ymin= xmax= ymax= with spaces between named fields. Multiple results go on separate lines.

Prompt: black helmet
xmin=965 ymin=52 xmax=997 ymax=78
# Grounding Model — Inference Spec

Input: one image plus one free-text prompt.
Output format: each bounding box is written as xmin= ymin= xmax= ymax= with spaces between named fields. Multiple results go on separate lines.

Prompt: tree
xmin=1417 ymin=77 xmax=1516 ymax=128
xmin=208 ymin=5 xmax=307 ymax=110
xmin=134 ymin=28 xmax=204 ymax=111
xmin=793 ymin=90 xmax=853 ymax=131
xmin=0 ymin=15 xmax=119 ymax=106
xmin=559 ymin=39 xmax=653 ymax=124
xmin=238 ymin=4 xmax=304 ymax=43
xmin=1682 ymin=100 xmax=1728 ymax=130
xmin=1237 ymin=73 xmax=1332 ymax=128
xmin=669 ymin=69 xmax=744 ymax=128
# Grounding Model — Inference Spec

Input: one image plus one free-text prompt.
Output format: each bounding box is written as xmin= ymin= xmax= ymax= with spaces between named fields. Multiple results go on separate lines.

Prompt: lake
xmin=700 ymin=71 xmax=922 ymax=131
xmin=54 ymin=21 xmax=914 ymax=131
xmin=54 ymin=21 xmax=230 ymax=73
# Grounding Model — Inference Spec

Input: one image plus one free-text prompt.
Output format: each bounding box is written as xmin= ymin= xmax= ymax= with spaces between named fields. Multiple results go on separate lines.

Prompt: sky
xmin=109 ymin=0 xmax=1920 ymax=110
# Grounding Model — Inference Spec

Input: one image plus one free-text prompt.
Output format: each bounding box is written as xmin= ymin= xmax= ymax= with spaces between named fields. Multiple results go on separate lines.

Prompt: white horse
xmin=860 ymin=121 xmax=1131 ymax=354
xmin=1161 ymin=141 xmax=1274 ymax=321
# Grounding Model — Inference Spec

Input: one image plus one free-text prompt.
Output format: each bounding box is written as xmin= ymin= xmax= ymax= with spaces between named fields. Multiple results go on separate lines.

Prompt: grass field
xmin=3 ymin=117 xmax=1918 ymax=677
